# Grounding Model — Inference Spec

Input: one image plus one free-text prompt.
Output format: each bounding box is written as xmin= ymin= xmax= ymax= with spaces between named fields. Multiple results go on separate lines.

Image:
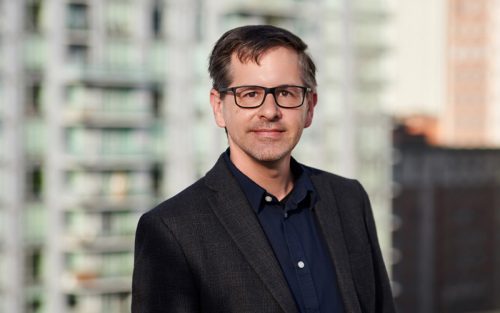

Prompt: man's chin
xmin=228 ymin=140 xmax=294 ymax=165
xmin=249 ymin=150 xmax=290 ymax=164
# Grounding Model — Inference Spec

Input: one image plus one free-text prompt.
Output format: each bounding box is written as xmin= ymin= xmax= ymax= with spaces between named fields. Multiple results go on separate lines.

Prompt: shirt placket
xmin=282 ymin=209 xmax=320 ymax=313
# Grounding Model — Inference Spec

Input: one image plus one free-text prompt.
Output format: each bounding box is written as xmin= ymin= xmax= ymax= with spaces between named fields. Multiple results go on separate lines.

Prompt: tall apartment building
xmin=2 ymin=1 xmax=167 ymax=312
xmin=1 ymin=2 xmax=27 ymax=313
xmin=0 ymin=0 xmax=393 ymax=312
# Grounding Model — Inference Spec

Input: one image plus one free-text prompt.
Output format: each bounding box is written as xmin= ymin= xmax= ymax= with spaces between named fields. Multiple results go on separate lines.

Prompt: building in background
xmin=387 ymin=0 xmax=500 ymax=147
xmin=387 ymin=1 xmax=500 ymax=307
xmin=384 ymin=0 xmax=447 ymax=117
xmin=391 ymin=122 xmax=500 ymax=313
xmin=0 ymin=0 xmax=393 ymax=312
xmin=441 ymin=0 xmax=500 ymax=147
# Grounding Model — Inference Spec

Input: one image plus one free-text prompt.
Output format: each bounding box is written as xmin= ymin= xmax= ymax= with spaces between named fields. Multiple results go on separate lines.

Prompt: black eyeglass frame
xmin=218 ymin=85 xmax=312 ymax=109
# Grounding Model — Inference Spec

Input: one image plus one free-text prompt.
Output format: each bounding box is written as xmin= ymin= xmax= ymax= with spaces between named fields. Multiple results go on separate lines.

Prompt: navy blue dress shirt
xmin=224 ymin=151 xmax=345 ymax=313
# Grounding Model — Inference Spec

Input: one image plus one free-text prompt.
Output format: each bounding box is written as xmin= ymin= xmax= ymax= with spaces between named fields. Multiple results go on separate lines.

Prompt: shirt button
xmin=265 ymin=195 xmax=272 ymax=202
xmin=297 ymin=261 xmax=305 ymax=269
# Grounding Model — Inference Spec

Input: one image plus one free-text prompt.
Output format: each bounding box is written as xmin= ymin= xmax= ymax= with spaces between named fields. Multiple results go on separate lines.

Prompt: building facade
xmin=392 ymin=124 xmax=500 ymax=313
xmin=441 ymin=0 xmax=493 ymax=146
xmin=0 ymin=0 xmax=393 ymax=312
xmin=386 ymin=0 xmax=500 ymax=148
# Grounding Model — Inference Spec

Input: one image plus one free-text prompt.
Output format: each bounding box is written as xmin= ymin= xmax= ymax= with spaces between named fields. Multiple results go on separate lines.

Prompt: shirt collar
xmin=223 ymin=149 xmax=317 ymax=213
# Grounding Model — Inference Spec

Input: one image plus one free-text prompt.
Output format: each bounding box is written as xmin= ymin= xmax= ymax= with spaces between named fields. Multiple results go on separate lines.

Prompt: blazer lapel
xmin=311 ymin=175 xmax=362 ymax=313
xmin=205 ymin=156 xmax=298 ymax=313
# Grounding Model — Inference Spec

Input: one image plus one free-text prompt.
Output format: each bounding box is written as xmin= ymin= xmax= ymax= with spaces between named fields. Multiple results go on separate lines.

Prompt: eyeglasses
xmin=218 ymin=85 xmax=311 ymax=109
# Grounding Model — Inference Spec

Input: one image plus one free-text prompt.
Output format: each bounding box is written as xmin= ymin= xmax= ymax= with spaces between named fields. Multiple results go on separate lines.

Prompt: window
xmin=25 ymin=248 xmax=43 ymax=284
xmin=26 ymin=165 xmax=43 ymax=200
xmin=67 ymin=3 xmax=89 ymax=30
xmin=25 ymin=0 xmax=43 ymax=33
xmin=151 ymin=163 xmax=162 ymax=197
xmin=26 ymin=83 xmax=42 ymax=117
xmin=152 ymin=88 xmax=163 ymax=117
xmin=103 ymin=41 xmax=135 ymax=69
xmin=67 ymin=44 xmax=89 ymax=64
xmin=66 ymin=294 xmax=78 ymax=308
xmin=105 ymin=1 xmax=132 ymax=37
xmin=26 ymin=296 xmax=42 ymax=313
xmin=152 ymin=1 xmax=164 ymax=38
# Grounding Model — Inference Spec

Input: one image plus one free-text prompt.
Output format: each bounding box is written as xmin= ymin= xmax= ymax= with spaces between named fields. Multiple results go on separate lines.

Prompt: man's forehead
xmin=231 ymin=46 xmax=297 ymax=66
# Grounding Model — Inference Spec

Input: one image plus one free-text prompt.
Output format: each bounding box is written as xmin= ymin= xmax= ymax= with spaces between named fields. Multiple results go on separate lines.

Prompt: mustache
xmin=249 ymin=123 xmax=286 ymax=131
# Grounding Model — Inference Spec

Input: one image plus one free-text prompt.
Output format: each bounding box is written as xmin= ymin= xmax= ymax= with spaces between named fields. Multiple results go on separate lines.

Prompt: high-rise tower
xmin=0 ymin=1 xmax=393 ymax=312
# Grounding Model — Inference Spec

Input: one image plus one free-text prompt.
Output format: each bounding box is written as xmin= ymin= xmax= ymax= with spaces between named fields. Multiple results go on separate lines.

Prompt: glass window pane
xmin=67 ymin=3 xmax=89 ymax=30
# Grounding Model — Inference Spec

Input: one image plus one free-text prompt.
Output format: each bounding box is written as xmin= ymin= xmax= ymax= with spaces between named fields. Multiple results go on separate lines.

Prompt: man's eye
xmin=241 ymin=91 xmax=259 ymax=98
xmin=278 ymin=89 xmax=295 ymax=97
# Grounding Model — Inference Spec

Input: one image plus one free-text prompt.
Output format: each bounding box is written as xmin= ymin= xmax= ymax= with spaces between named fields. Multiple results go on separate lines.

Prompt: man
xmin=132 ymin=25 xmax=395 ymax=313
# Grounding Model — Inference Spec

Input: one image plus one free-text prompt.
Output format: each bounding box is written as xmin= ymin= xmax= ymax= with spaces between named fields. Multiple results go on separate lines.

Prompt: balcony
xmin=62 ymin=155 xmax=155 ymax=171
xmin=63 ymin=250 xmax=133 ymax=293
xmin=25 ymin=118 xmax=46 ymax=158
xmin=63 ymin=235 xmax=134 ymax=253
xmin=62 ymin=193 xmax=154 ymax=213
xmin=63 ymin=275 xmax=132 ymax=295
xmin=24 ymin=35 xmax=46 ymax=71
xmin=63 ymin=109 xmax=154 ymax=128
xmin=24 ymin=202 xmax=46 ymax=244
xmin=63 ymin=127 xmax=156 ymax=168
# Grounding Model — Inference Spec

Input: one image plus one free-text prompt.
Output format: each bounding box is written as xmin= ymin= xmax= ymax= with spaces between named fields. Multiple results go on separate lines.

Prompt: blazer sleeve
xmin=132 ymin=212 xmax=199 ymax=313
xmin=356 ymin=181 xmax=396 ymax=313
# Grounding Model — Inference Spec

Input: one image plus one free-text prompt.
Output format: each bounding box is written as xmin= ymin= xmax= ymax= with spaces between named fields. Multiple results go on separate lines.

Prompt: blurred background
xmin=1 ymin=0 xmax=499 ymax=312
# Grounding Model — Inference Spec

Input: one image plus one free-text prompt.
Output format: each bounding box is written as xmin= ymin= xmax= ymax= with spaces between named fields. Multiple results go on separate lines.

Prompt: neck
xmin=230 ymin=151 xmax=294 ymax=201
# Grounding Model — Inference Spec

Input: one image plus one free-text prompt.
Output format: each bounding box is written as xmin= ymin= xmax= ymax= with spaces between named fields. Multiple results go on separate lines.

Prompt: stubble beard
xmin=230 ymin=134 xmax=301 ymax=164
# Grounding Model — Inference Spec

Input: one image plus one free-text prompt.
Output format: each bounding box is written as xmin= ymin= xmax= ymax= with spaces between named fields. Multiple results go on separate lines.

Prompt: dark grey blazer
xmin=132 ymin=154 xmax=396 ymax=313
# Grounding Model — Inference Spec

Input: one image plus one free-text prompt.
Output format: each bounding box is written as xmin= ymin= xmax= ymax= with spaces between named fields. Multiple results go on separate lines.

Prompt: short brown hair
xmin=208 ymin=25 xmax=317 ymax=91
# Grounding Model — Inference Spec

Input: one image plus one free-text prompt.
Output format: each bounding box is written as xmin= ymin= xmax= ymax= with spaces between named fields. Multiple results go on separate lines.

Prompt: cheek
xmin=221 ymin=108 xmax=233 ymax=128
xmin=218 ymin=101 xmax=236 ymax=127
xmin=296 ymin=110 xmax=309 ymax=126
xmin=222 ymin=107 xmax=246 ymax=132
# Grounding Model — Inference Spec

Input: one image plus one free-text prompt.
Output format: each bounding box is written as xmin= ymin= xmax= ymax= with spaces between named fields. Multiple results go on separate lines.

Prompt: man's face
xmin=210 ymin=47 xmax=317 ymax=165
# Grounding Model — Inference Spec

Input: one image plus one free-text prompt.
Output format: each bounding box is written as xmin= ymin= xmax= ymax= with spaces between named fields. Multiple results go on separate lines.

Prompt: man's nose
xmin=258 ymin=92 xmax=282 ymax=120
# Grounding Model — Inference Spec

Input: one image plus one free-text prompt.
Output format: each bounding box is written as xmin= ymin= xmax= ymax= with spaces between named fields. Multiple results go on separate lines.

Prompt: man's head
xmin=209 ymin=25 xmax=318 ymax=166
xmin=208 ymin=25 xmax=317 ymax=92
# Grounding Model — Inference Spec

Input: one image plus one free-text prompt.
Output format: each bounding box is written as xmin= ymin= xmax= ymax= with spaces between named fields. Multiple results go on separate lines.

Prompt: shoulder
xmin=138 ymin=153 xmax=234 ymax=232
xmin=301 ymin=164 xmax=369 ymax=217
xmin=303 ymin=164 xmax=364 ymax=194
xmin=135 ymin=176 xmax=218 ymax=246
xmin=145 ymin=176 xmax=213 ymax=222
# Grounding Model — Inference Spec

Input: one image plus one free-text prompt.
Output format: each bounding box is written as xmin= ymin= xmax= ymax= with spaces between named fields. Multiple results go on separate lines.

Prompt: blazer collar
xmin=310 ymin=173 xmax=363 ymax=313
xmin=204 ymin=154 xmax=298 ymax=313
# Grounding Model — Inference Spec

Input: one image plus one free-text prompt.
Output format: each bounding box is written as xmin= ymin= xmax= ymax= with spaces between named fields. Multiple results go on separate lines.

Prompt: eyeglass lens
xmin=234 ymin=86 xmax=305 ymax=108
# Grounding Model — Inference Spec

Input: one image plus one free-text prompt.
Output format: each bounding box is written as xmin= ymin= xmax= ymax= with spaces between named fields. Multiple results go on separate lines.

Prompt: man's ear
xmin=210 ymin=89 xmax=226 ymax=128
xmin=304 ymin=92 xmax=317 ymax=128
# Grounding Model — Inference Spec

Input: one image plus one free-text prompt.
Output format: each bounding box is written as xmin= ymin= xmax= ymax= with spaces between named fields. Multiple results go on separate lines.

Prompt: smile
xmin=251 ymin=129 xmax=285 ymax=138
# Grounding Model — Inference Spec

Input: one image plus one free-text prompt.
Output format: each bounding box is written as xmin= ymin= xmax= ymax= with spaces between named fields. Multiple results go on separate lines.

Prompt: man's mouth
xmin=251 ymin=128 xmax=285 ymax=138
